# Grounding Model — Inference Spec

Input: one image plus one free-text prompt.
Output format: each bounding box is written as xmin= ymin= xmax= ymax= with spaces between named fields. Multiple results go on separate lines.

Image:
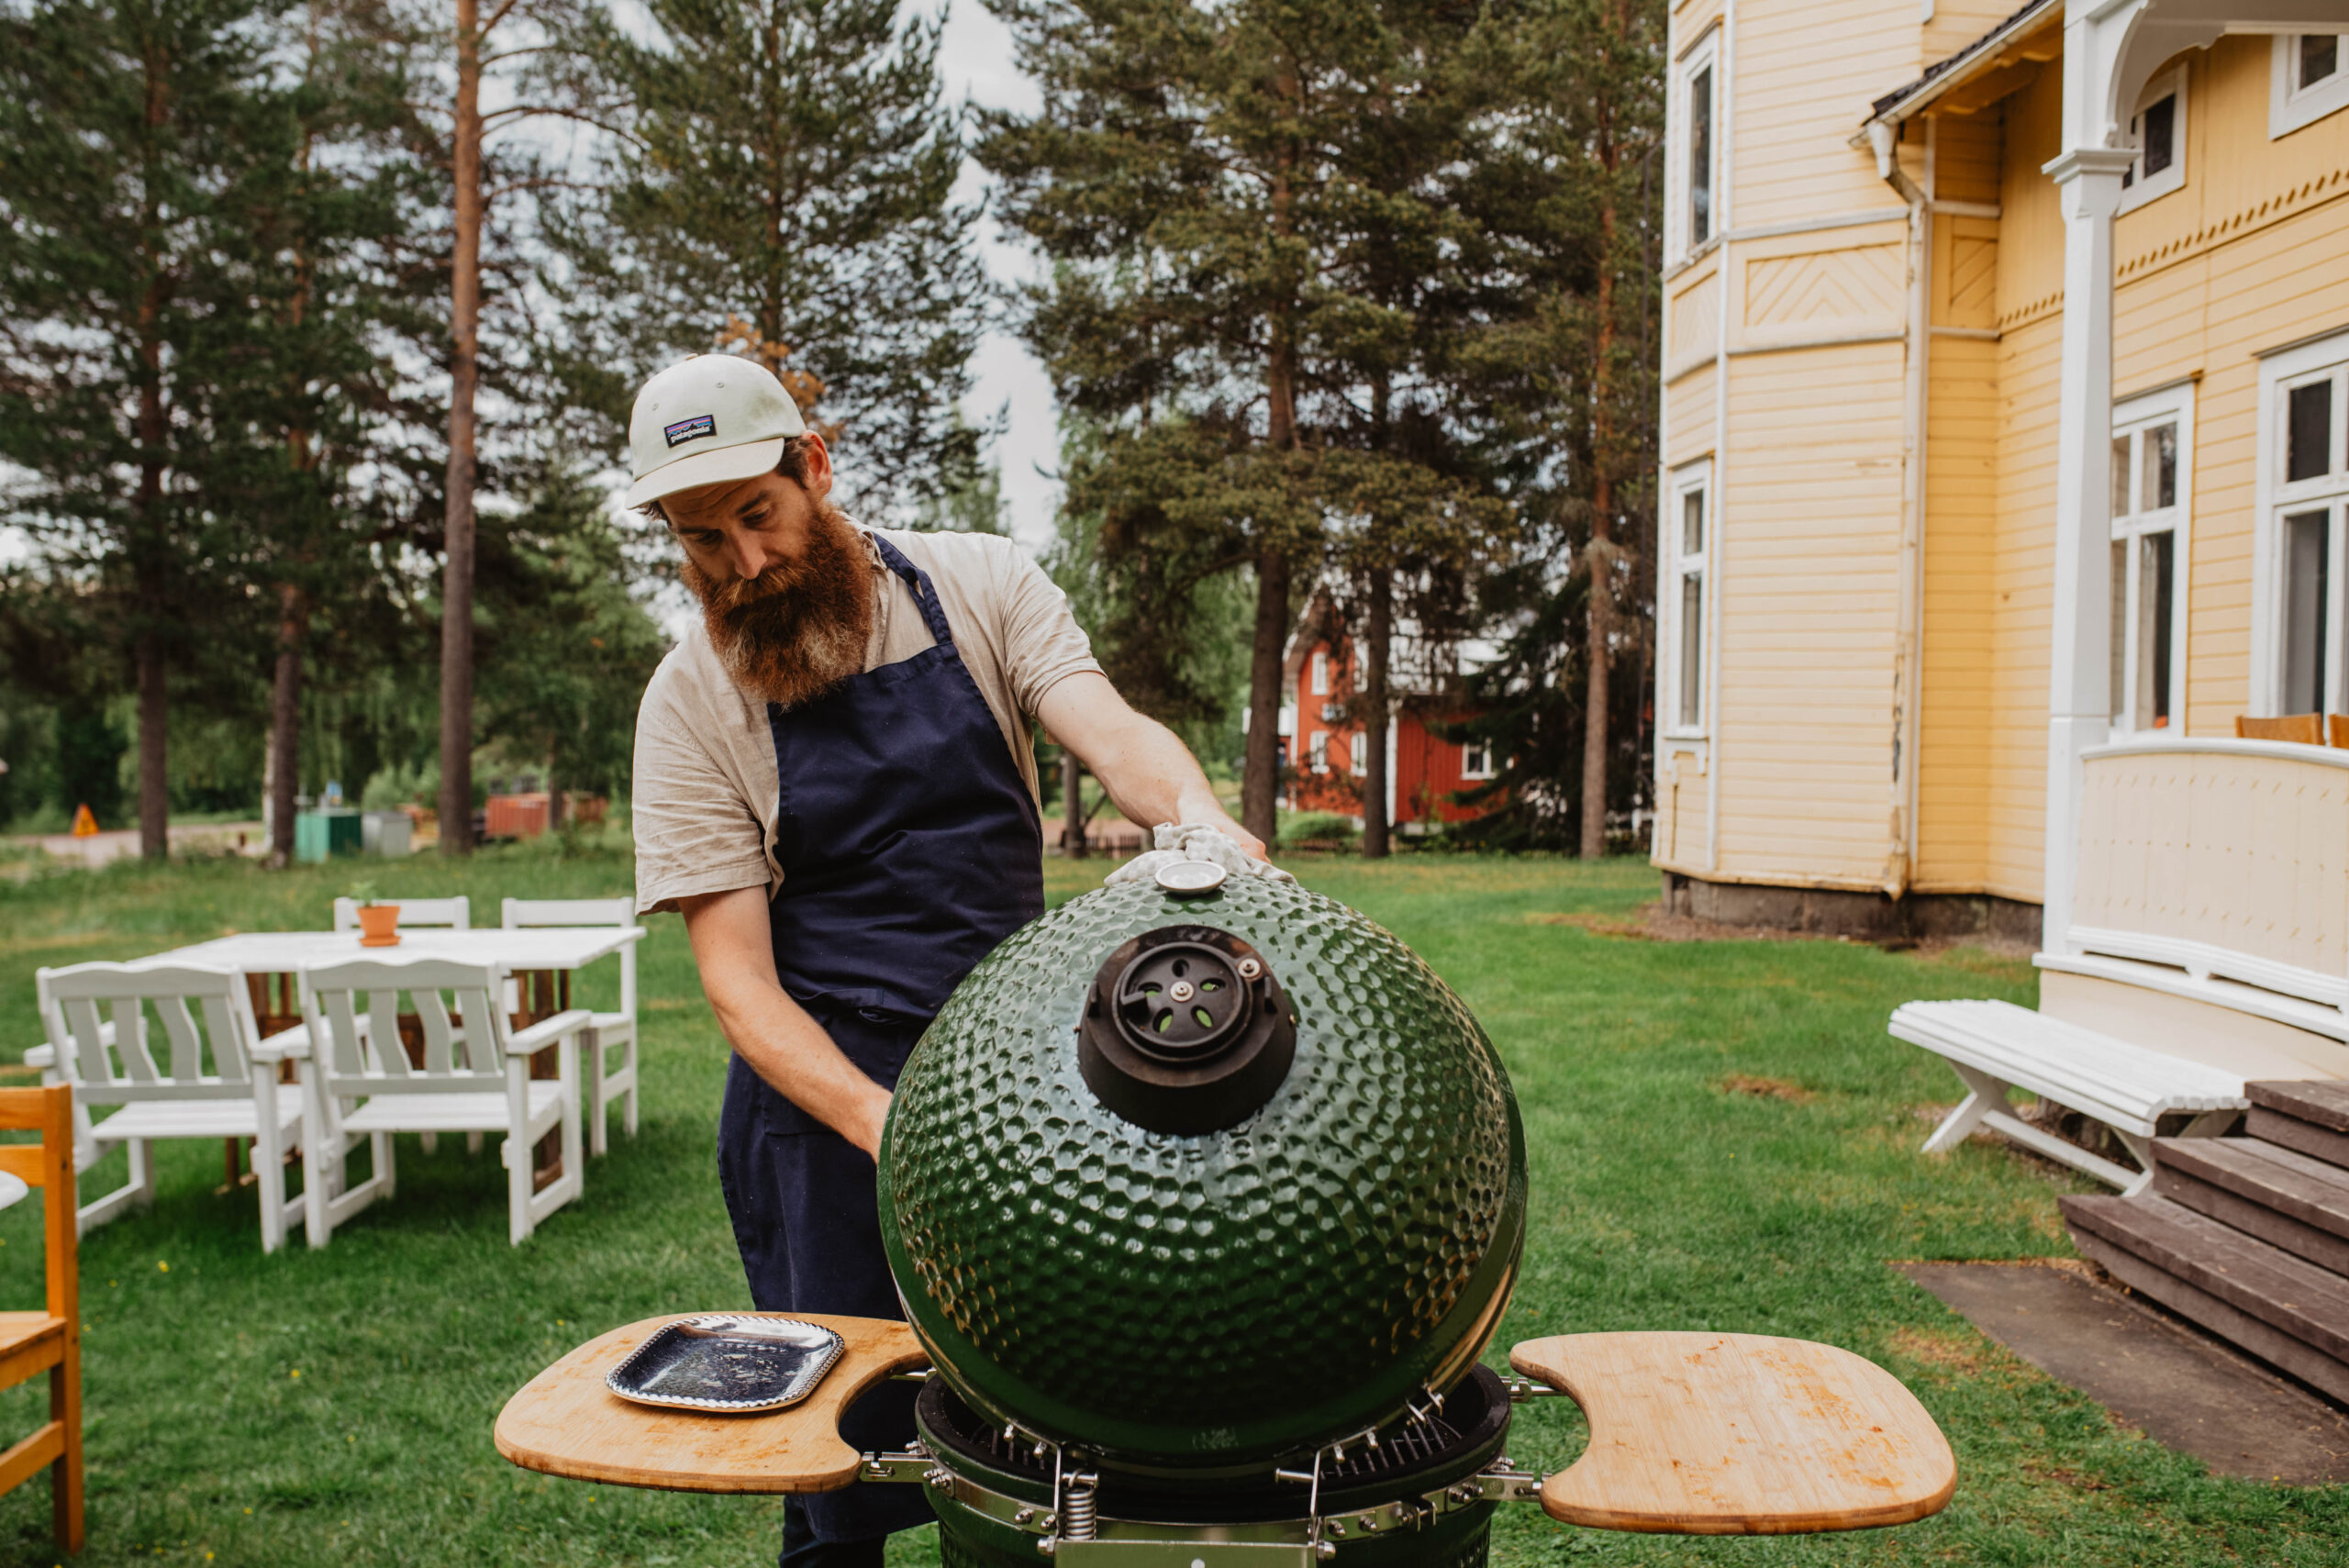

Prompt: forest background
xmin=0 ymin=0 xmax=1664 ymax=862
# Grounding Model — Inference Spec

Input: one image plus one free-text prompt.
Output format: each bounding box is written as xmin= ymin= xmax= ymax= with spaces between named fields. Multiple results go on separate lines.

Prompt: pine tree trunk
xmin=1363 ymin=568 xmax=1392 ymax=858
xmin=1063 ymin=751 xmax=1086 ymax=859
xmin=1243 ymin=93 xmax=1301 ymax=851
xmin=547 ymin=748 xmax=564 ymax=831
xmin=136 ymin=634 xmax=167 ymax=857
xmin=1242 ymin=550 xmax=1290 ymax=847
xmin=134 ymin=46 xmax=171 ymax=862
xmin=1579 ymin=128 xmax=1622 ymax=862
xmin=439 ymin=0 xmax=482 ymax=857
xmin=270 ymin=585 xmax=306 ymax=869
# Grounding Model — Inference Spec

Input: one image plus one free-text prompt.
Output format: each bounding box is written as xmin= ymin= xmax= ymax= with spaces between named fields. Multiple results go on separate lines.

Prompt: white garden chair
xmin=29 ymin=962 xmax=306 ymax=1252
xmin=296 ymin=955 xmax=587 ymax=1247
xmin=330 ymin=895 xmax=470 ymax=932
xmin=326 ymin=895 xmax=471 ymax=1152
xmin=501 ymin=897 xmax=639 ymax=1156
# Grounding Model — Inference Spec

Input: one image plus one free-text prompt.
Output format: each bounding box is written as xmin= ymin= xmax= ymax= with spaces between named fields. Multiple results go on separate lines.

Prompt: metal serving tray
xmin=605 ymin=1315 xmax=847 ymax=1414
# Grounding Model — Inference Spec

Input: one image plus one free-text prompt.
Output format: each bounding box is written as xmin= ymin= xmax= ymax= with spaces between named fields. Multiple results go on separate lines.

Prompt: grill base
xmin=934 ymin=1514 xmax=1494 ymax=1568
xmin=915 ymin=1366 xmax=1513 ymax=1565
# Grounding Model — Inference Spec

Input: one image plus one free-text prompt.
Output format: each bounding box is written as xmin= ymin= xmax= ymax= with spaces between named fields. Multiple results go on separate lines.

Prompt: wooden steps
xmin=2058 ymin=1081 xmax=2349 ymax=1411
xmin=2245 ymin=1082 xmax=2349 ymax=1169
xmin=2153 ymin=1138 xmax=2349 ymax=1275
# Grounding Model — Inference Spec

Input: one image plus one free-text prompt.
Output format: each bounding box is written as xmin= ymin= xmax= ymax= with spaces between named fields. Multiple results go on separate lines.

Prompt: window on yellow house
xmin=1675 ymin=31 xmax=1719 ymax=257
xmin=2119 ymin=67 xmax=2186 ymax=212
xmin=2265 ymin=337 xmax=2349 ymax=716
xmin=2110 ymin=385 xmax=2190 ymax=733
xmin=1668 ymin=460 xmax=1710 ymax=734
xmin=2273 ymin=34 xmax=2349 ymax=138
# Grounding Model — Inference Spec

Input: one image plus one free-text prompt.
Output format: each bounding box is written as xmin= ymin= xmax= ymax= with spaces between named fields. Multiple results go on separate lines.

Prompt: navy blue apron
xmin=718 ymin=534 xmax=1045 ymax=1547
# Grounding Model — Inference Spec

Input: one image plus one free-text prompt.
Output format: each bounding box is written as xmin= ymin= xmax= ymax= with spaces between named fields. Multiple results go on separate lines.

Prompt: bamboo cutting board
xmin=494 ymin=1313 xmax=930 ymax=1494
xmin=1508 ymin=1332 xmax=1955 ymax=1534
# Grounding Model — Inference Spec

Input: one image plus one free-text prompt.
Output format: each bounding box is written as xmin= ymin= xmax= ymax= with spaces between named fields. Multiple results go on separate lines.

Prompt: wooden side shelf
xmin=494 ymin=1313 xmax=930 ymax=1494
xmin=1509 ymin=1331 xmax=1955 ymax=1535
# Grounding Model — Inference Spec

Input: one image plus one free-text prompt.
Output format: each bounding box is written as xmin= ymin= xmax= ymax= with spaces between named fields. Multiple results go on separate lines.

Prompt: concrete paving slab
xmin=1898 ymin=1261 xmax=2349 ymax=1484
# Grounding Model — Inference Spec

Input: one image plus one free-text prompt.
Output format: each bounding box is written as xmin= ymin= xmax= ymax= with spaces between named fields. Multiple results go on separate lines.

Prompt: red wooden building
xmin=1278 ymin=598 xmax=1500 ymax=831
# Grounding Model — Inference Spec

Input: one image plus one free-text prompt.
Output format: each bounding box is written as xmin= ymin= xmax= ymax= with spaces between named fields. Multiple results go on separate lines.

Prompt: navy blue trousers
xmin=718 ymin=1049 xmax=933 ymax=1554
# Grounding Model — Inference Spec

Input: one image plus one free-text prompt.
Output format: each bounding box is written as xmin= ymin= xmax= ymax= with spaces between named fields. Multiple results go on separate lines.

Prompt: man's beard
xmin=683 ymin=499 xmax=875 ymax=708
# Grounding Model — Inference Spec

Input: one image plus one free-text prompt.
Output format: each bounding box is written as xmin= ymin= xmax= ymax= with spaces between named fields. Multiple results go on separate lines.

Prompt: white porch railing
xmin=2051 ymin=737 xmax=2349 ymax=1040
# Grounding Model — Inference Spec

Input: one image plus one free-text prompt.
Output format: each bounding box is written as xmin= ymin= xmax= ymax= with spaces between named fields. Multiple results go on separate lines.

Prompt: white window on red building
xmin=1308 ymin=731 xmax=1330 ymax=773
xmin=1461 ymin=739 xmax=1495 ymax=780
xmin=1310 ymin=651 xmax=1330 ymax=695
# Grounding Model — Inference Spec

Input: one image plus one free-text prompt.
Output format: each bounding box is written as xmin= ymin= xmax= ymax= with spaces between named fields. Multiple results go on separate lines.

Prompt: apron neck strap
xmin=868 ymin=532 xmax=954 ymax=647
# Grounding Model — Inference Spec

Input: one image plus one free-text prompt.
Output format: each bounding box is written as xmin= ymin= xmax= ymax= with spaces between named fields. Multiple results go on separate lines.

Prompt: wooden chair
xmin=2233 ymin=713 xmax=2325 ymax=743
xmin=502 ymin=898 xmax=639 ymax=1156
xmin=30 ymin=963 xmax=306 ymax=1251
xmin=2332 ymin=714 xmax=2349 ymax=750
xmin=296 ymin=955 xmax=588 ymax=1247
xmin=0 ymin=1084 xmax=84 ymax=1552
xmin=332 ymin=894 xmax=470 ymax=932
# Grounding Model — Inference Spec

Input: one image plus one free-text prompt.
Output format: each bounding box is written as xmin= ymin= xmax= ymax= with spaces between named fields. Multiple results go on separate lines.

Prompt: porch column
xmin=2039 ymin=145 xmax=2134 ymax=954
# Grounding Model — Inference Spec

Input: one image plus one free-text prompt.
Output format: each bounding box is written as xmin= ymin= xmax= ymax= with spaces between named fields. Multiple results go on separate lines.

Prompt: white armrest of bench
xmin=507 ymin=1008 xmax=595 ymax=1057
xmin=23 ymin=1044 xmax=52 ymax=1070
xmin=250 ymin=1025 xmax=312 ymax=1063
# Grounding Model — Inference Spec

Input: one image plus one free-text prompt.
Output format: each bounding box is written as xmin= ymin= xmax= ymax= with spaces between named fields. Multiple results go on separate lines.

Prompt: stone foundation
xmin=1658 ymin=871 xmax=2042 ymax=951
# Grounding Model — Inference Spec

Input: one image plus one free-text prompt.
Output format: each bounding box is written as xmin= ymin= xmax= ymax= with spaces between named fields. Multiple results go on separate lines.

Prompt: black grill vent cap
xmin=1078 ymin=925 xmax=1296 ymax=1136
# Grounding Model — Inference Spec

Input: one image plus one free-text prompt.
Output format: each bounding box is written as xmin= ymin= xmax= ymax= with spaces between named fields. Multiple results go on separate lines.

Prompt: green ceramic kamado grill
xmin=495 ymin=856 xmax=1958 ymax=1562
xmin=878 ymin=870 xmax=1529 ymax=1564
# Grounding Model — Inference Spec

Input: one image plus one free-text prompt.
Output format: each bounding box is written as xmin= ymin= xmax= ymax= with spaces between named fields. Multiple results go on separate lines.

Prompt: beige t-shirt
xmin=631 ymin=527 xmax=1100 ymax=916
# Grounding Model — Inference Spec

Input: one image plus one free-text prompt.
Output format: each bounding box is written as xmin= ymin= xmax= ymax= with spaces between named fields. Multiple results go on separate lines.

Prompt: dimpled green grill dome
xmin=878 ymin=875 xmax=1527 ymax=1470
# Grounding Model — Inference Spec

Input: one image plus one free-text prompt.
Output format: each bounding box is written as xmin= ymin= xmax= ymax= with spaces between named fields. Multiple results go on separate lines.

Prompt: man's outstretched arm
xmin=1037 ymin=672 xmax=1270 ymax=862
xmin=678 ymin=884 xmax=893 ymax=1158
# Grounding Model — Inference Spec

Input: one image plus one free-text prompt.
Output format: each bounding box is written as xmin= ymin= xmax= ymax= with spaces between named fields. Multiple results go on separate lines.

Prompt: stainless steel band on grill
xmin=860 ymin=1367 xmax=1540 ymax=1565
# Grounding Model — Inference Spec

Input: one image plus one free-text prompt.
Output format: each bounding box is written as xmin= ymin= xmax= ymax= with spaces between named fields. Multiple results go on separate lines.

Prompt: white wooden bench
xmin=1888 ymin=999 xmax=2248 ymax=1195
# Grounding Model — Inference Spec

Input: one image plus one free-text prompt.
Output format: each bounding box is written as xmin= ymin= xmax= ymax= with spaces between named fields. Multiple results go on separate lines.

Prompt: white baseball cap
xmin=626 ymin=355 xmax=808 ymax=508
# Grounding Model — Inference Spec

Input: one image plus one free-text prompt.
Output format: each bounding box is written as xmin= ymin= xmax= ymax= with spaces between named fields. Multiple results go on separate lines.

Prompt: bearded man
xmin=626 ymin=356 xmax=1265 ymax=1568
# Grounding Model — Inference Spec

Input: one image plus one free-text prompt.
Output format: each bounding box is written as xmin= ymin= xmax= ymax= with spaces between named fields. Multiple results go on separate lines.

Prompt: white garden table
xmin=146 ymin=925 xmax=644 ymax=979
xmin=137 ymin=925 xmax=647 ymax=1187
xmin=145 ymin=925 xmax=643 ymax=1028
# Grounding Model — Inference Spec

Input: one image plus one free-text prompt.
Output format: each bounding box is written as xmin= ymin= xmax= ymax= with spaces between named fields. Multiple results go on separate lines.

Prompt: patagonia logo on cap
xmin=663 ymin=414 xmax=716 ymax=448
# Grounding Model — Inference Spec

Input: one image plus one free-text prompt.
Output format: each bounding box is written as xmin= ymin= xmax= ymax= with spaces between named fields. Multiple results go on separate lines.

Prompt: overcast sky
xmin=937 ymin=2 xmax=1060 ymax=557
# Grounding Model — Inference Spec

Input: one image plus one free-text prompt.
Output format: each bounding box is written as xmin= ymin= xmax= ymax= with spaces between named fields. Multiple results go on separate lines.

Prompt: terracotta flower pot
xmin=356 ymin=905 xmax=401 ymax=947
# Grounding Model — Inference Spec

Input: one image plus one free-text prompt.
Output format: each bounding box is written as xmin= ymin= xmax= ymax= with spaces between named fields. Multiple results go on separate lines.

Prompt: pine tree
xmin=1445 ymin=0 xmax=1664 ymax=851
xmin=551 ymin=0 xmax=985 ymax=515
xmin=199 ymin=0 xmax=428 ymax=865
xmin=0 ymin=0 xmax=290 ymax=856
xmin=986 ymin=0 xmax=1524 ymax=847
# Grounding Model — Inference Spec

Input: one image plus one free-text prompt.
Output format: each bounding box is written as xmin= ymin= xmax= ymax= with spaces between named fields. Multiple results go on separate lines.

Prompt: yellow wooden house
xmin=1653 ymin=0 xmax=2349 ymax=1401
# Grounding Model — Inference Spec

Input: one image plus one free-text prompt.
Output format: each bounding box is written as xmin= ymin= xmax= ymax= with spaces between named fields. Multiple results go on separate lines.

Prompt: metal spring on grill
xmin=1061 ymin=1474 xmax=1099 ymax=1540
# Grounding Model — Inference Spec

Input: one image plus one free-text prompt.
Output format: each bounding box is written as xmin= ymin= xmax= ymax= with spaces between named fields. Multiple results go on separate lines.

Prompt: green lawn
xmin=0 ymin=842 xmax=2339 ymax=1566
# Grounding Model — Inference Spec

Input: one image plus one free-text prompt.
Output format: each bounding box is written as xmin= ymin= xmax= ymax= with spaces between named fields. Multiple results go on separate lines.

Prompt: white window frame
xmin=2118 ymin=64 xmax=2187 ymax=215
xmin=1309 ymin=651 xmax=1330 ymax=695
xmin=1665 ymin=458 xmax=1712 ymax=738
xmin=1308 ymin=730 xmax=1330 ymax=774
xmin=1671 ymin=28 xmax=1720 ymax=262
xmin=2271 ymin=33 xmax=2349 ymax=139
xmin=1460 ymin=739 xmax=1494 ymax=781
xmin=1349 ymin=731 xmax=1365 ymax=776
xmin=2109 ymin=381 xmax=2194 ymax=736
xmin=2254 ymin=329 xmax=2349 ymax=717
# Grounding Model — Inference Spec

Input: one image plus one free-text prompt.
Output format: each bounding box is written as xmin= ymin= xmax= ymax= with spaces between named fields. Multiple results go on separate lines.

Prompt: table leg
xmin=517 ymin=971 xmax=564 ymax=1192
